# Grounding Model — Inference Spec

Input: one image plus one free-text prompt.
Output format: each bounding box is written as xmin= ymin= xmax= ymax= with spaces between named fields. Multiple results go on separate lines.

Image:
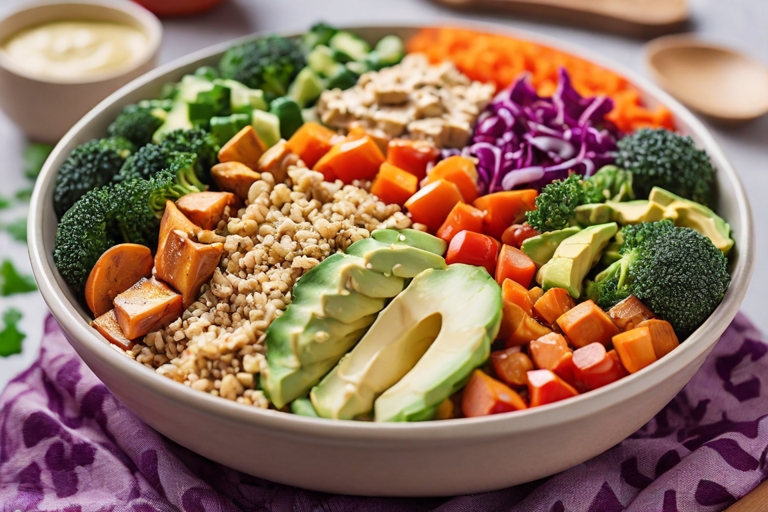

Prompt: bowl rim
xmin=28 ymin=20 xmax=756 ymax=442
xmin=0 ymin=0 xmax=163 ymax=85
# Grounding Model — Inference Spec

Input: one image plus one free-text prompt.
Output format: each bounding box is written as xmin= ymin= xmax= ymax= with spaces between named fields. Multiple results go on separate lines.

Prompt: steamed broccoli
xmin=160 ymin=128 xmax=220 ymax=179
xmin=615 ymin=128 xmax=716 ymax=205
xmin=219 ymin=35 xmax=306 ymax=100
xmin=107 ymin=103 xmax=167 ymax=147
xmin=53 ymin=137 xmax=134 ymax=218
xmin=587 ymin=220 xmax=730 ymax=338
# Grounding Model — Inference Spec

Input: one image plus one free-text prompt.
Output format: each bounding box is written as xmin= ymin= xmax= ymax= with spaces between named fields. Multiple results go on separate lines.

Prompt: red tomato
xmin=445 ymin=230 xmax=501 ymax=275
xmin=501 ymin=224 xmax=540 ymax=248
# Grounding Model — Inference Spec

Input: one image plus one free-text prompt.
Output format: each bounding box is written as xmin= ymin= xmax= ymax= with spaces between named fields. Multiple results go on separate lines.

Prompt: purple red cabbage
xmin=451 ymin=68 xmax=620 ymax=193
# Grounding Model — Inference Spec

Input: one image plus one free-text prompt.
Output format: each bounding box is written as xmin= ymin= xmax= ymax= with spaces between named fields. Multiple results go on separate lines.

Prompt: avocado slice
xmin=288 ymin=67 xmax=326 ymax=108
xmin=573 ymin=200 xmax=668 ymax=227
xmin=538 ymin=222 xmax=618 ymax=298
xmin=367 ymin=265 xmax=502 ymax=422
xmin=521 ymin=227 xmax=581 ymax=267
xmin=371 ymin=228 xmax=448 ymax=256
xmin=649 ymin=187 xmax=734 ymax=254
xmin=291 ymin=397 xmax=320 ymax=417
xmin=346 ymin=238 xmax=447 ymax=278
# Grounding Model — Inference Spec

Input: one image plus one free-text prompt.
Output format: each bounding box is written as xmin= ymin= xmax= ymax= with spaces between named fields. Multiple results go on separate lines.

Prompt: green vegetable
xmin=24 ymin=143 xmax=54 ymax=180
xmin=269 ymin=97 xmax=303 ymax=139
xmin=0 ymin=259 xmax=36 ymax=296
xmin=53 ymin=137 xmax=134 ymax=218
xmin=0 ymin=308 xmax=25 ymax=357
xmin=587 ymin=220 xmax=730 ymax=338
xmin=4 ymin=217 xmax=27 ymax=243
xmin=210 ymin=113 xmax=251 ymax=145
xmin=287 ymin=67 xmax=325 ymax=108
xmin=365 ymin=35 xmax=405 ymax=70
xmin=194 ymin=65 xmax=220 ymax=81
xmin=329 ymin=31 xmax=370 ymax=63
xmin=219 ymin=35 xmax=305 ymax=100
xmin=251 ymin=110 xmax=281 ymax=148
xmin=615 ymin=128 xmax=716 ymax=205
xmin=587 ymin=165 xmax=634 ymax=202
xmin=107 ymin=103 xmax=167 ymax=147
xmin=14 ymin=188 xmax=33 ymax=202
xmin=302 ymin=22 xmax=338 ymax=51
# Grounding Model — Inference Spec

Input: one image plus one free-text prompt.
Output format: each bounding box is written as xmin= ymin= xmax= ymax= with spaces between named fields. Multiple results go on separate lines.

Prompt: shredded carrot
xmin=407 ymin=28 xmax=674 ymax=133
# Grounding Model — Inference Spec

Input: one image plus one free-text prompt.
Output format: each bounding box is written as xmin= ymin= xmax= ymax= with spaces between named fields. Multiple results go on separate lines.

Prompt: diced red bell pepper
xmin=424 ymin=155 xmax=480 ymax=203
xmin=370 ymin=162 xmax=418 ymax=206
xmin=572 ymin=342 xmax=628 ymax=391
xmin=386 ymin=139 xmax=439 ymax=180
xmin=501 ymin=224 xmax=539 ymax=248
xmin=495 ymin=245 xmax=536 ymax=288
xmin=462 ymin=370 xmax=527 ymax=417
xmin=436 ymin=202 xmax=485 ymax=244
xmin=527 ymin=369 xmax=579 ymax=407
xmin=405 ymin=179 xmax=464 ymax=232
xmin=314 ymin=134 xmax=385 ymax=184
xmin=445 ymin=230 xmax=500 ymax=276
xmin=473 ymin=190 xmax=538 ymax=239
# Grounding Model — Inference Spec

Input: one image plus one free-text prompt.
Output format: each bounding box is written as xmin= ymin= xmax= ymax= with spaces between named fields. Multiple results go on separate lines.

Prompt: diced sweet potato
xmin=528 ymin=286 xmax=544 ymax=305
xmin=498 ymin=300 xmax=527 ymax=341
xmin=507 ymin=315 xmax=552 ymax=348
xmin=462 ymin=370 xmax=527 ymax=417
xmin=534 ymin=288 xmax=576 ymax=326
xmin=113 ymin=277 xmax=183 ymax=340
xmin=556 ymin=300 xmax=619 ymax=348
xmin=502 ymin=279 xmax=533 ymax=316
xmin=529 ymin=333 xmax=570 ymax=369
xmin=84 ymin=244 xmax=153 ymax=317
xmin=637 ymin=319 xmax=679 ymax=359
xmin=257 ymin=139 xmax=296 ymax=183
xmin=572 ymin=342 xmax=628 ymax=391
xmin=608 ymin=295 xmax=656 ymax=331
xmin=527 ymin=369 xmax=579 ymax=407
xmin=434 ymin=398 xmax=455 ymax=420
xmin=155 ymin=230 xmax=224 ymax=308
xmin=490 ymin=348 xmax=534 ymax=387
xmin=218 ymin=125 xmax=266 ymax=170
xmin=175 ymin=192 xmax=241 ymax=230
xmin=91 ymin=309 xmax=133 ymax=350
xmin=211 ymin=161 xmax=261 ymax=200
xmin=495 ymin=245 xmax=536 ymax=288
xmin=612 ymin=327 xmax=658 ymax=373
xmin=285 ymin=122 xmax=336 ymax=168
xmin=158 ymin=200 xmax=201 ymax=256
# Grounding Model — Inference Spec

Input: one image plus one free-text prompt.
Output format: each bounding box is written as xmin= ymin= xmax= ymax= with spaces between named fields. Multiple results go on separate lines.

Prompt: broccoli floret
xmin=160 ymin=128 xmax=220 ymax=179
xmin=53 ymin=137 xmax=134 ymax=218
xmin=53 ymin=186 xmax=117 ymax=289
xmin=587 ymin=165 xmax=635 ymax=202
xmin=116 ymin=143 xmax=175 ymax=182
xmin=615 ymin=128 xmax=716 ymax=205
xmin=107 ymin=104 xmax=167 ymax=147
xmin=219 ymin=35 xmax=306 ymax=100
xmin=588 ymin=220 xmax=730 ymax=338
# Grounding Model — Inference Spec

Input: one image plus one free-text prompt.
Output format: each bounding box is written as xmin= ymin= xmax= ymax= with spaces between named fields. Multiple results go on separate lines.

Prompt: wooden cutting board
xmin=431 ymin=0 xmax=690 ymax=37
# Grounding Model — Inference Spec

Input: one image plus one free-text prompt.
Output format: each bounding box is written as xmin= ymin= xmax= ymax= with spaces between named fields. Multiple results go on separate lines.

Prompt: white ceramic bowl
xmin=0 ymin=0 xmax=162 ymax=142
xmin=28 ymin=24 xmax=755 ymax=497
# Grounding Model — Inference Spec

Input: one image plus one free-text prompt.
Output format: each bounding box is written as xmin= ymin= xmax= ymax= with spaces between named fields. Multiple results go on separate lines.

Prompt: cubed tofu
xmin=175 ymin=191 xmax=241 ymax=230
xmin=211 ymin=161 xmax=261 ymax=200
xmin=113 ymin=277 xmax=183 ymax=340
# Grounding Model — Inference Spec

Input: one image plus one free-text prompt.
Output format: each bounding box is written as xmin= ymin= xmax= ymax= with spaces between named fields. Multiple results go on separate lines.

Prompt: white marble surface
xmin=0 ymin=0 xmax=766 ymax=389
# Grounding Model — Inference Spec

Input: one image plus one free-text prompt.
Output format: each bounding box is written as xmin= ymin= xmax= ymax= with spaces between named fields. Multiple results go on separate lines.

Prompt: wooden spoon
xmin=431 ymin=0 xmax=689 ymax=37
xmin=646 ymin=35 xmax=768 ymax=122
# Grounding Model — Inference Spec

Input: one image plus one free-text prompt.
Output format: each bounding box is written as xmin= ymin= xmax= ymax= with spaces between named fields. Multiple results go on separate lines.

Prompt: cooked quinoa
xmin=126 ymin=166 xmax=411 ymax=407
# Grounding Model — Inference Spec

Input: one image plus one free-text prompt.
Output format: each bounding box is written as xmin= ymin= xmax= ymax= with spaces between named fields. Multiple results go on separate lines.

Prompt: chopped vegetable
xmin=533 ymin=288 xmax=575 ymax=326
xmin=637 ymin=319 xmax=679 ymax=359
xmin=370 ymin=162 xmax=418 ymax=206
xmin=528 ymin=286 xmax=544 ymax=304
xmin=498 ymin=283 xmax=529 ymax=340
xmin=113 ymin=277 xmax=184 ymax=340
xmin=612 ymin=327 xmax=657 ymax=373
xmin=211 ymin=161 xmax=261 ymax=199
xmin=217 ymin=125 xmax=266 ymax=170
xmin=285 ymin=122 xmax=336 ymax=168
xmin=473 ymin=189 xmax=537 ymax=239
xmin=501 ymin=224 xmax=539 ymax=248
xmin=529 ymin=332 xmax=575 ymax=384
xmin=556 ymin=300 xmax=619 ymax=348
xmin=572 ymin=343 xmax=628 ymax=391
xmin=270 ymin=97 xmax=304 ymax=139
xmin=175 ymin=191 xmax=240 ymax=230
xmin=386 ymin=139 xmax=439 ymax=180
xmin=502 ymin=279 xmax=533 ymax=316
xmin=315 ymin=134 xmax=385 ymax=184
xmin=490 ymin=347 xmax=533 ymax=387
xmin=508 ymin=315 xmax=552 ymax=348
xmin=445 ymin=230 xmax=500 ymax=276
xmin=107 ymin=103 xmax=167 ymax=147
xmin=425 ymin=156 xmax=480 ymax=203
xmin=0 ymin=308 xmax=25 ymax=357
xmin=91 ymin=309 xmax=133 ymax=350
xmin=527 ymin=369 xmax=578 ymax=407
xmin=606 ymin=295 xmax=655 ymax=332
xmin=24 ymin=143 xmax=54 ymax=180
xmin=404 ymin=179 xmax=463 ymax=232
xmin=461 ymin=370 xmax=527 ymax=417
xmin=84 ymin=244 xmax=154 ymax=317
xmin=495 ymin=245 xmax=536 ymax=288
xmin=0 ymin=259 xmax=37 ymax=296
xmin=158 ymin=200 xmax=201 ymax=257
xmin=436 ymin=202 xmax=485 ymax=244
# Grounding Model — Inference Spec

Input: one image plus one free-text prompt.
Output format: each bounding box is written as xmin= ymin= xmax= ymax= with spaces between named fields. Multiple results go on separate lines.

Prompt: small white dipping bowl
xmin=0 ymin=0 xmax=162 ymax=142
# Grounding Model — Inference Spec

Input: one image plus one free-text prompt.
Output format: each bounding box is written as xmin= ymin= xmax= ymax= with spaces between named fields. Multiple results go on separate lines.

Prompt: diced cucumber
xmin=152 ymin=101 xmax=193 ymax=143
xmin=374 ymin=35 xmax=405 ymax=67
xmin=210 ymin=113 xmax=251 ymax=145
xmin=269 ymin=97 xmax=304 ymax=139
xmin=330 ymin=31 xmax=371 ymax=63
xmin=251 ymin=109 xmax=281 ymax=148
xmin=345 ymin=61 xmax=369 ymax=76
xmin=288 ymin=67 xmax=326 ymax=108
xmin=194 ymin=65 xmax=219 ymax=81
xmin=307 ymin=45 xmax=338 ymax=77
xmin=327 ymin=66 xmax=358 ymax=90
xmin=214 ymin=78 xmax=268 ymax=113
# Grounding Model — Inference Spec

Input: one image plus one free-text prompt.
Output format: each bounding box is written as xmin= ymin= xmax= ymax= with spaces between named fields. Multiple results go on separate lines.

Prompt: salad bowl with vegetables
xmin=28 ymin=23 xmax=754 ymax=496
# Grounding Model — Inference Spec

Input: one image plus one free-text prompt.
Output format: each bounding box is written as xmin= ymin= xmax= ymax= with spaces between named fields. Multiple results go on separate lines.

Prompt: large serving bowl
xmin=28 ymin=24 xmax=755 ymax=497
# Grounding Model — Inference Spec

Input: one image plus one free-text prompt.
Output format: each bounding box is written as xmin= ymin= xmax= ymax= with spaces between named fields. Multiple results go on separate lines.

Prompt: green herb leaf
xmin=0 ymin=308 xmax=25 ymax=357
xmin=24 ymin=143 xmax=54 ymax=180
xmin=0 ymin=259 xmax=37 ymax=296
xmin=14 ymin=188 xmax=33 ymax=202
xmin=0 ymin=196 xmax=9 ymax=209
xmin=5 ymin=217 xmax=27 ymax=243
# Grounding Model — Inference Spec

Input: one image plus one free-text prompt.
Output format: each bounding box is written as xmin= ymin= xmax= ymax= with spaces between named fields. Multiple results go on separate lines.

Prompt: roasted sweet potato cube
xmin=637 ymin=319 xmax=679 ymax=359
xmin=556 ymin=300 xmax=619 ymax=348
xmin=527 ymin=369 xmax=578 ymax=407
xmin=113 ymin=277 xmax=183 ymax=340
xmin=85 ymin=244 xmax=153 ymax=317
xmin=607 ymin=295 xmax=656 ymax=331
xmin=218 ymin=125 xmax=266 ymax=170
xmin=211 ymin=161 xmax=261 ymax=200
xmin=155 ymin=230 xmax=224 ymax=308
xmin=159 ymin=200 xmax=201 ymax=254
xmin=462 ymin=370 xmax=527 ymax=417
xmin=175 ymin=192 xmax=241 ymax=230
xmin=257 ymin=139 xmax=296 ymax=183
xmin=507 ymin=315 xmax=552 ymax=348
xmin=613 ymin=327 xmax=658 ymax=373
xmin=528 ymin=286 xmax=544 ymax=305
xmin=91 ymin=309 xmax=133 ymax=350
xmin=572 ymin=342 xmax=628 ymax=391
xmin=534 ymin=288 xmax=576 ymax=326
xmin=490 ymin=348 xmax=534 ymax=387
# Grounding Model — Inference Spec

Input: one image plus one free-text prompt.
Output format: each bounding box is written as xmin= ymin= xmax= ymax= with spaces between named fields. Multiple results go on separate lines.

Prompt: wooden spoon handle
xmin=432 ymin=0 xmax=690 ymax=37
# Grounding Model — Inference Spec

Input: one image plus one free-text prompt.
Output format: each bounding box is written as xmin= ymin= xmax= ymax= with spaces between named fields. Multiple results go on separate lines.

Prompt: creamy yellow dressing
xmin=1 ymin=21 xmax=148 ymax=81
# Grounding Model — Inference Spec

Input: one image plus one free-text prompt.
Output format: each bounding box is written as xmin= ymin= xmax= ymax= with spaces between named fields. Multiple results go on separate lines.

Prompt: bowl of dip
xmin=0 ymin=0 xmax=162 ymax=142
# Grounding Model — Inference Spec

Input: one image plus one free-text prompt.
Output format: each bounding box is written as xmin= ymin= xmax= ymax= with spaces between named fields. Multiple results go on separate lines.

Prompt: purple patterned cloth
xmin=1 ymin=314 xmax=767 ymax=511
